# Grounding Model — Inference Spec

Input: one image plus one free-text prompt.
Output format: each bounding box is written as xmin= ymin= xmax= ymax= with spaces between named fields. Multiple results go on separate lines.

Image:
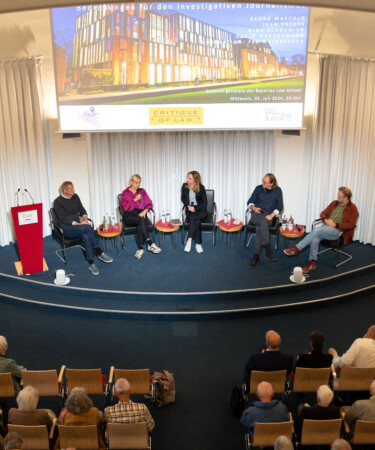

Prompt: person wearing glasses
xmin=247 ymin=173 xmax=283 ymax=268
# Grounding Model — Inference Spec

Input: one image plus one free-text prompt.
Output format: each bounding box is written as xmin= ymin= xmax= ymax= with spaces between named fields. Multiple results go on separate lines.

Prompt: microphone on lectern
xmin=24 ymin=188 xmax=35 ymax=204
xmin=17 ymin=188 xmax=21 ymax=207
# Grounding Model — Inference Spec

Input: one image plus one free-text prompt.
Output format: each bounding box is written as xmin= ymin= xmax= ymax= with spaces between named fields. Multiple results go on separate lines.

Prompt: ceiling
xmin=1 ymin=0 xmax=375 ymax=15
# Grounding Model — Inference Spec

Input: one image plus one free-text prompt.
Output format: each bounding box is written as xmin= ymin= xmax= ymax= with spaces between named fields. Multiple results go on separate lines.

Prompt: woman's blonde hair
xmin=129 ymin=174 xmax=141 ymax=185
xmin=185 ymin=171 xmax=201 ymax=194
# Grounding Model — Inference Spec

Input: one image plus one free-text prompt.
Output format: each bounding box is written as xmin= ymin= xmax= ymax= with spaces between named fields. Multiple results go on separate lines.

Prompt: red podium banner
xmin=11 ymin=203 xmax=44 ymax=274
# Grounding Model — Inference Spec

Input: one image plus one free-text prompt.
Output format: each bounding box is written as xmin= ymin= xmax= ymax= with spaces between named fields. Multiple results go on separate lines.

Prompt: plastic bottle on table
xmin=166 ymin=209 xmax=170 ymax=224
xmin=161 ymin=210 xmax=166 ymax=224
xmin=227 ymin=209 xmax=232 ymax=224
xmin=104 ymin=213 xmax=109 ymax=231
xmin=224 ymin=209 xmax=228 ymax=224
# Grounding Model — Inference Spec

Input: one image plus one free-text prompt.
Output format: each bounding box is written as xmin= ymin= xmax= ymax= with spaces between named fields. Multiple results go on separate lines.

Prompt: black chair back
xmin=206 ymin=189 xmax=214 ymax=215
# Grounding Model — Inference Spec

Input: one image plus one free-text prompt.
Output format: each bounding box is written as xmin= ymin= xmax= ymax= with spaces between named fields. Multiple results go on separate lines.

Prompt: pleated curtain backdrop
xmin=87 ymin=130 xmax=275 ymax=228
xmin=0 ymin=56 xmax=50 ymax=246
xmin=307 ymin=54 xmax=375 ymax=244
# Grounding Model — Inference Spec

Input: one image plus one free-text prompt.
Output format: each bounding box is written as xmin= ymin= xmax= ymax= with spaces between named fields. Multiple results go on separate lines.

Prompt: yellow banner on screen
xmin=149 ymin=107 xmax=203 ymax=125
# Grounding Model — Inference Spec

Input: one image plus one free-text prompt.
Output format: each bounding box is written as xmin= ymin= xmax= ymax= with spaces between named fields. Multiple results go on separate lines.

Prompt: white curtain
xmin=307 ymin=54 xmax=375 ymax=245
xmin=87 ymin=131 xmax=275 ymax=226
xmin=0 ymin=56 xmax=50 ymax=247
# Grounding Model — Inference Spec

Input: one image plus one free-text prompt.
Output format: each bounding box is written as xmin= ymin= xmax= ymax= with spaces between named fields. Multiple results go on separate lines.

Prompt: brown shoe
xmin=303 ymin=260 xmax=316 ymax=273
xmin=284 ymin=246 xmax=300 ymax=256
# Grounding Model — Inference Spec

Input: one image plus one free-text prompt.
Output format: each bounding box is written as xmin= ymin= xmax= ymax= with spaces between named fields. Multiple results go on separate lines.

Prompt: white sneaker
xmin=196 ymin=244 xmax=204 ymax=253
xmin=135 ymin=249 xmax=144 ymax=260
xmin=184 ymin=240 xmax=192 ymax=253
xmin=148 ymin=243 xmax=161 ymax=254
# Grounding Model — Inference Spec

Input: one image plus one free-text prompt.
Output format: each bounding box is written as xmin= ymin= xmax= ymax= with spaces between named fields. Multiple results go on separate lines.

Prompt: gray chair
xmin=313 ymin=213 xmax=358 ymax=267
xmin=49 ymin=207 xmax=89 ymax=263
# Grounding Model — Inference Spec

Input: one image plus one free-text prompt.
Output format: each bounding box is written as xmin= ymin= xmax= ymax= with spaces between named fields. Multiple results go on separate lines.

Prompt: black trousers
xmin=187 ymin=209 xmax=206 ymax=244
xmin=123 ymin=209 xmax=151 ymax=247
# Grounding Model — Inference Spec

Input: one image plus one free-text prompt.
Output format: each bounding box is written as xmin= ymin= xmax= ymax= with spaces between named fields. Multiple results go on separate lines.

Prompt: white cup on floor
xmin=55 ymin=269 xmax=67 ymax=286
xmin=292 ymin=266 xmax=303 ymax=283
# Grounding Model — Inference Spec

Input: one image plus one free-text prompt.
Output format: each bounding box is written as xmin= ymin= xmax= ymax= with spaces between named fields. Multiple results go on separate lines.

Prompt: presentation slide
xmin=51 ymin=2 xmax=310 ymax=132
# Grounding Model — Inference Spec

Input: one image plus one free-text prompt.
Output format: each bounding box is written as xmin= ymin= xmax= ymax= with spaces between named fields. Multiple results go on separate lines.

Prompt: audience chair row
xmin=245 ymin=417 xmax=375 ymax=449
xmin=7 ymin=422 xmax=151 ymax=450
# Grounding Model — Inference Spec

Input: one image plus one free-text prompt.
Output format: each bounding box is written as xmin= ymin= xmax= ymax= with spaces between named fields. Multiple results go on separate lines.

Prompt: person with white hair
xmin=0 ymin=336 xmax=23 ymax=394
xmin=331 ymin=438 xmax=352 ymax=450
xmin=8 ymin=385 xmax=53 ymax=429
xmin=344 ymin=380 xmax=375 ymax=439
xmin=297 ymin=385 xmax=341 ymax=437
xmin=274 ymin=435 xmax=294 ymax=450
xmin=240 ymin=381 xmax=290 ymax=437
xmin=104 ymin=378 xmax=155 ymax=432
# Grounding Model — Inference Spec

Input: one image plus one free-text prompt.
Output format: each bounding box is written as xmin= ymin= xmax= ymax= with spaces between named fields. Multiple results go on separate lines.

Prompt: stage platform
xmin=0 ymin=234 xmax=374 ymax=318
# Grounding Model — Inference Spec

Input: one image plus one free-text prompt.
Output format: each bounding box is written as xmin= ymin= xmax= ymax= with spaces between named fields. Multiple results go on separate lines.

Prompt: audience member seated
xmin=240 ymin=381 xmax=290 ymax=437
xmin=294 ymin=331 xmax=333 ymax=370
xmin=329 ymin=325 xmax=375 ymax=373
xmin=4 ymin=432 xmax=23 ymax=450
xmin=344 ymin=380 xmax=375 ymax=439
xmin=274 ymin=435 xmax=294 ymax=450
xmin=243 ymin=330 xmax=293 ymax=389
xmin=55 ymin=387 xmax=105 ymax=450
xmin=297 ymin=385 xmax=341 ymax=438
xmin=104 ymin=378 xmax=155 ymax=432
xmin=0 ymin=336 xmax=22 ymax=394
xmin=331 ymin=438 xmax=352 ymax=450
xmin=8 ymin=385 xmax=54 ymax=430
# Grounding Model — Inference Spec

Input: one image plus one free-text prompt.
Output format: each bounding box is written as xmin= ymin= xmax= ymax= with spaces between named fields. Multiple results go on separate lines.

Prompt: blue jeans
xmin=296 ymin=224 xmax=341 ymax=261
xmin=61 ymin=224 xmax=100 ymax=261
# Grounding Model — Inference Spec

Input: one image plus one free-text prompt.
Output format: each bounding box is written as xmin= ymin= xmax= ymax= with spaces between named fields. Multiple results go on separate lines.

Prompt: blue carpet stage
xmin=0 ymin=232 xmax=374 ymax=317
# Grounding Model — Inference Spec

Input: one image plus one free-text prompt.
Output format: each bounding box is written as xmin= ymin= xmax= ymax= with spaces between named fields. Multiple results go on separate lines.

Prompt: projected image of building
xmin=70 ymin=3 xmax=236 ymax=90
xmin=234 ymin=38 xmax=279 ymax=79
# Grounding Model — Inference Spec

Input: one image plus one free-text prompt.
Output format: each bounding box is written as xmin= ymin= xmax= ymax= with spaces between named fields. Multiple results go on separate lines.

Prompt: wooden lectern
xmin=11 ymin=203 xmax=48 ymax=275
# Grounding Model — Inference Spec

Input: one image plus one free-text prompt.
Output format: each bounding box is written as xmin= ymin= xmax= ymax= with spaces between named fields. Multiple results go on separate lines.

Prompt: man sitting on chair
xmin=344 ymin=380 xmax=375 ymax=439
xmin=243 ymin=330 xmax=293 ymax=389
xmin=104 ymin=378 xmax=155 ymax=432
xmin=240 ymin=381 xmax=290 ymax=437
xmin=53 ymin=181 xmax=113 ymax=275
xmin=247 ymin=173 xmax=283 ymax=268
xmin=284 ymin=187 xmax=357 ymax=274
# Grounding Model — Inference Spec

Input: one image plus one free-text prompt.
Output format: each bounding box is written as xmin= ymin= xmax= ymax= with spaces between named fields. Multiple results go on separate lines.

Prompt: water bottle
xmin=224 ymin=209 xmax=228 ymax=224
xmin=161 ymin=210 xmax=166 ymax=224
xmin=227 ymin=209 xmax=232 ymax=224
xmin=111 ymin=212 xmax=117 ymax=229
xmin=104 ymin=213 xmax=109 ymax=231
xmin=288 ymin=215 xmax=293 ymax=231
xmin=166 ymin=209 xmax=170 ymax=224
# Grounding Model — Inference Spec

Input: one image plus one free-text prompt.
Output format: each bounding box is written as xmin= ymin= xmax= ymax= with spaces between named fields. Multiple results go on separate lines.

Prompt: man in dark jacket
xmin=247 ymin=173 xmax=283 ymax=268
xmin=243 ymin=330 xmax=293 ymax=389
xmin=54 ymin=181 xmax=113 ymax=275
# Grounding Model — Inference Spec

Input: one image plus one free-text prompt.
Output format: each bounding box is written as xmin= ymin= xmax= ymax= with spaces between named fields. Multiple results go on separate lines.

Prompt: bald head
xmin=257 ymin=381 xmax=274 ymax=402
xmin=266 ymin=330 xmax=281 ymax=350
xmin=365 ymin=325 xmax=375 ymax=340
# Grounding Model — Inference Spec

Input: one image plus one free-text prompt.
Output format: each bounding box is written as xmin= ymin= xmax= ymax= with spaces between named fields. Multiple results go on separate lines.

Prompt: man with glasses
xmin=54 ymin=181 xmax=113 ymax=275
xmin=247 ymin=173 xmax=283 ymax=268
xmin=284 ymin=187 xmax=357 ymax=273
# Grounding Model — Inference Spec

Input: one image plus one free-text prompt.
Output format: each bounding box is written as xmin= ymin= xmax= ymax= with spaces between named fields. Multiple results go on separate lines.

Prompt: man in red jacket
xmin=284 ymin=187 xmax=358 ymax=273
